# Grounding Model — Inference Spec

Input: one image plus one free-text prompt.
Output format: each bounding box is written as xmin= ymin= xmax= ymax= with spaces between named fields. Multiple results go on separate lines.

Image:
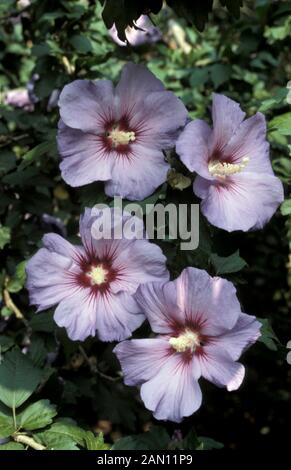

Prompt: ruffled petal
xmin=58 ymin=79 xmax=115 ymax=132
xmin=115 ymin=63 xmax=164 ymax=112
xmin=211 ymin=93 xmax=246 ymax=151
xmin=58 ymin=120 xmax=114 ymax=187
xmin=26 ymin=247 xmax=76 ymax=311
xmin=54 ymin=288 xmax=97 ymax=341
xmin=199 ymin=345 xmax=245 ymax=391
xmin=110 ymin=239 xmax=169 ymax=294
xmin=94 ymin=291 xmax=145 ymax=341
xmin=135 ymin=281 xmax=183 ymax=334
xmin=140 ymin=354 xmax=202 ymax=422
xmin=194 ymin=172 xmax=284 ymax=232
xmin=114 ymin=337 xmax=172 ymax=385
xmin=175 ymin=267 xmax=241 ymax=331
xmin=105 ymin=144 xmax=169 ymax=200
xmin=214 ymin=312 xmax=261 ymax=360
xmin=131 ymin=91 xmax=188 ymax=150
xmin=223 ymin=112 xmax=273 ymax=175
xmin=176 ymin=119 xmax=212 ymax=178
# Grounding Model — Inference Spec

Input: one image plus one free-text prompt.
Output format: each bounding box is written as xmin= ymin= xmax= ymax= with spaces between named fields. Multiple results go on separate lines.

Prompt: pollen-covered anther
xmin=108 ymin=127 xmax=136 ymax=147
xmin=208 ymin=157 xmax=249 ymax=177
xmin=169 ymin=329 xmax=200 ymax=353
xmin=88 ymin=265 xmax=108 ymax=285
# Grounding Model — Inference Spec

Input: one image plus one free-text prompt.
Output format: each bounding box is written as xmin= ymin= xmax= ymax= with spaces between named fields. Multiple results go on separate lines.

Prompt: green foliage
xmin=0 ymin=349 xmax=43 ymax=409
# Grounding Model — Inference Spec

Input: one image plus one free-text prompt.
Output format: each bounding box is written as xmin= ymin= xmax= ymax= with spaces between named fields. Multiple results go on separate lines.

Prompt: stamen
xmin=169 ymin=329 xmax=200 ymax=353
xmin=208 ymin=157 xmax=249 ymax=177
xmin=108 ymin=127 xmax=136 ymax=147
xmin=88 ymin=265 xmax=108 ymax=285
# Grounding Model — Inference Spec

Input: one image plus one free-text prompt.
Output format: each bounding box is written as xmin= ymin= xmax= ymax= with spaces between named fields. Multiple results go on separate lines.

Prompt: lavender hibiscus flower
xmin=176 ymin=94 xmax=284 ymax=232
xmin=114 ymin=267 xmax=261 ymax=422
xmin=109 ymin=15 xmax=162 ymax=47
xmin=57 ymin=63 xmax=188 ymax=200
xmin=26 ymin=207 xmax=169 ymax=342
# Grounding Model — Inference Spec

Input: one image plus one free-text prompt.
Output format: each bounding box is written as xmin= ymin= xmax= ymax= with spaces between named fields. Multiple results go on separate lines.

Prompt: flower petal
xmin=94 ymin=291 xmax=145 ymax=341
xmin=115 ymin=63 xmax=164 ymax=111
xmin=26 ymin=247 xmax=76 ymax=311
xmin=211 ymin=93 xmax=245 ymax=151
xmin=42 ymin=232 xmax=83 ymax=261
xmin=105 ymin=144 xmax=169 ymax=200
xmin=215 ymin=312 xmax=261 ymax=360
xmin=135 ymin=281 xmax=182 ymax=334
xmin=140 ymin=354 xmax=202 ymax=422
xmin=176 ymin=119 xmax=212 ymax=178
xmin=54 ymin=288 xmax=97 ymax=341
xmin=223 ymin=112 xmax=273 ymax=175
xmin=194 ymin=172 xmax=284 ymax=232
xmin=199 ymin=345 xmax=245 ymax=391
xmin=111 ymin=239 xmax=169 ymax=294
xmin=131 ymin=91 xmax=188 ymax=150
xmin=58 ymin=120 xmax=113 ymax=187
xmin=58 ymin=79 xmax=114 ymax=132
xmin=114 ymin=337 xmax=172 ymax=385
xmin=175 ymin=267 xmax=241 ymax=331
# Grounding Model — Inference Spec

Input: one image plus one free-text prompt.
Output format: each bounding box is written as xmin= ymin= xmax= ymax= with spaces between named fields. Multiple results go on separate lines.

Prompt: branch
xmin=13 ymin=434 xmax=46 ymax=450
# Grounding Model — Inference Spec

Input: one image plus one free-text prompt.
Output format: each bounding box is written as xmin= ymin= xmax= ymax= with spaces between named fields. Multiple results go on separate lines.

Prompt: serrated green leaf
xmin=84 ymin=431 xmax=110 ymax=450
xmin=0 ymin=410 xmax=14 ymax=438
xmin=35 ymin=421 xmax=81 ymax=450
xmin=0 ymin=349 xmax=43 ymax=409
xmin=18 ymin=400 xmax=57 ymax=431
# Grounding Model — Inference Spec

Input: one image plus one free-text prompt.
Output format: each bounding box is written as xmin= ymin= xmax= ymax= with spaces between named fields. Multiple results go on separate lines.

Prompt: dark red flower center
xmin=76 ymin=256 xmax=117 ymax=294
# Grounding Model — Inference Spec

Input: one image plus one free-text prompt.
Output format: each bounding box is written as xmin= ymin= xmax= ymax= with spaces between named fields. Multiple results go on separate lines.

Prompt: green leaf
xmin=35 ymin=420 xmax=83 ymax=450
xmin=281 ymin=199 xmax=291 ymax=216
xmin=0 ymin=442 xmax=25 ymax=450
xmin=19 ymin=141 xmax=56 ymax=171
xmin=29 ymin=312 xmax=55 ymax=333
xmin=210 ymin=250 xmax=247 ymax=274
xmin=0 ymin=151 xmax=16 ymax=174
xmin=258 ymin=318 xmax=279 ymax=351
xmin=197 ymin=436 xmax=224 ymax=450
xmin=18 ymin=400 xmax=57 ymax=431
xmin=0 ymin=409 xmax=14 ymax=438
xmin=210 ymin=64 xmax=231 ymax=88
xmin=0 ymin=349 xmax=43 ymax=409
xmin=112 ymin=427 xmax=170 ymax=450
xmin=0 ymin=336 xmax=14 ymax=353
xmin=269 ymin=113 xmax=291 ymax=136
xmin=70 ymin=35 xmax=92 ymax=54
xmin=7 ymin=261 xmax=27 ymax=293
xmin=84 ymin=431 xmax=110 ymax=450
xmin=0 ymin=226 xmax=11 ymax=250
xmin=35 ymin=419 xmax=86 ymax=450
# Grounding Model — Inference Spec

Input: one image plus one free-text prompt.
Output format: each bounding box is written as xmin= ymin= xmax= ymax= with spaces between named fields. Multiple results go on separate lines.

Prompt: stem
xmin=12 ymin=405 xmax=17 ymax=431
xmin=3 ymin=278 xmax=30 ymax=328
xmin=13 ymin=434 xmax=46 ymax=450
xmin=78 ymin=346 xmax=121 ymax=382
